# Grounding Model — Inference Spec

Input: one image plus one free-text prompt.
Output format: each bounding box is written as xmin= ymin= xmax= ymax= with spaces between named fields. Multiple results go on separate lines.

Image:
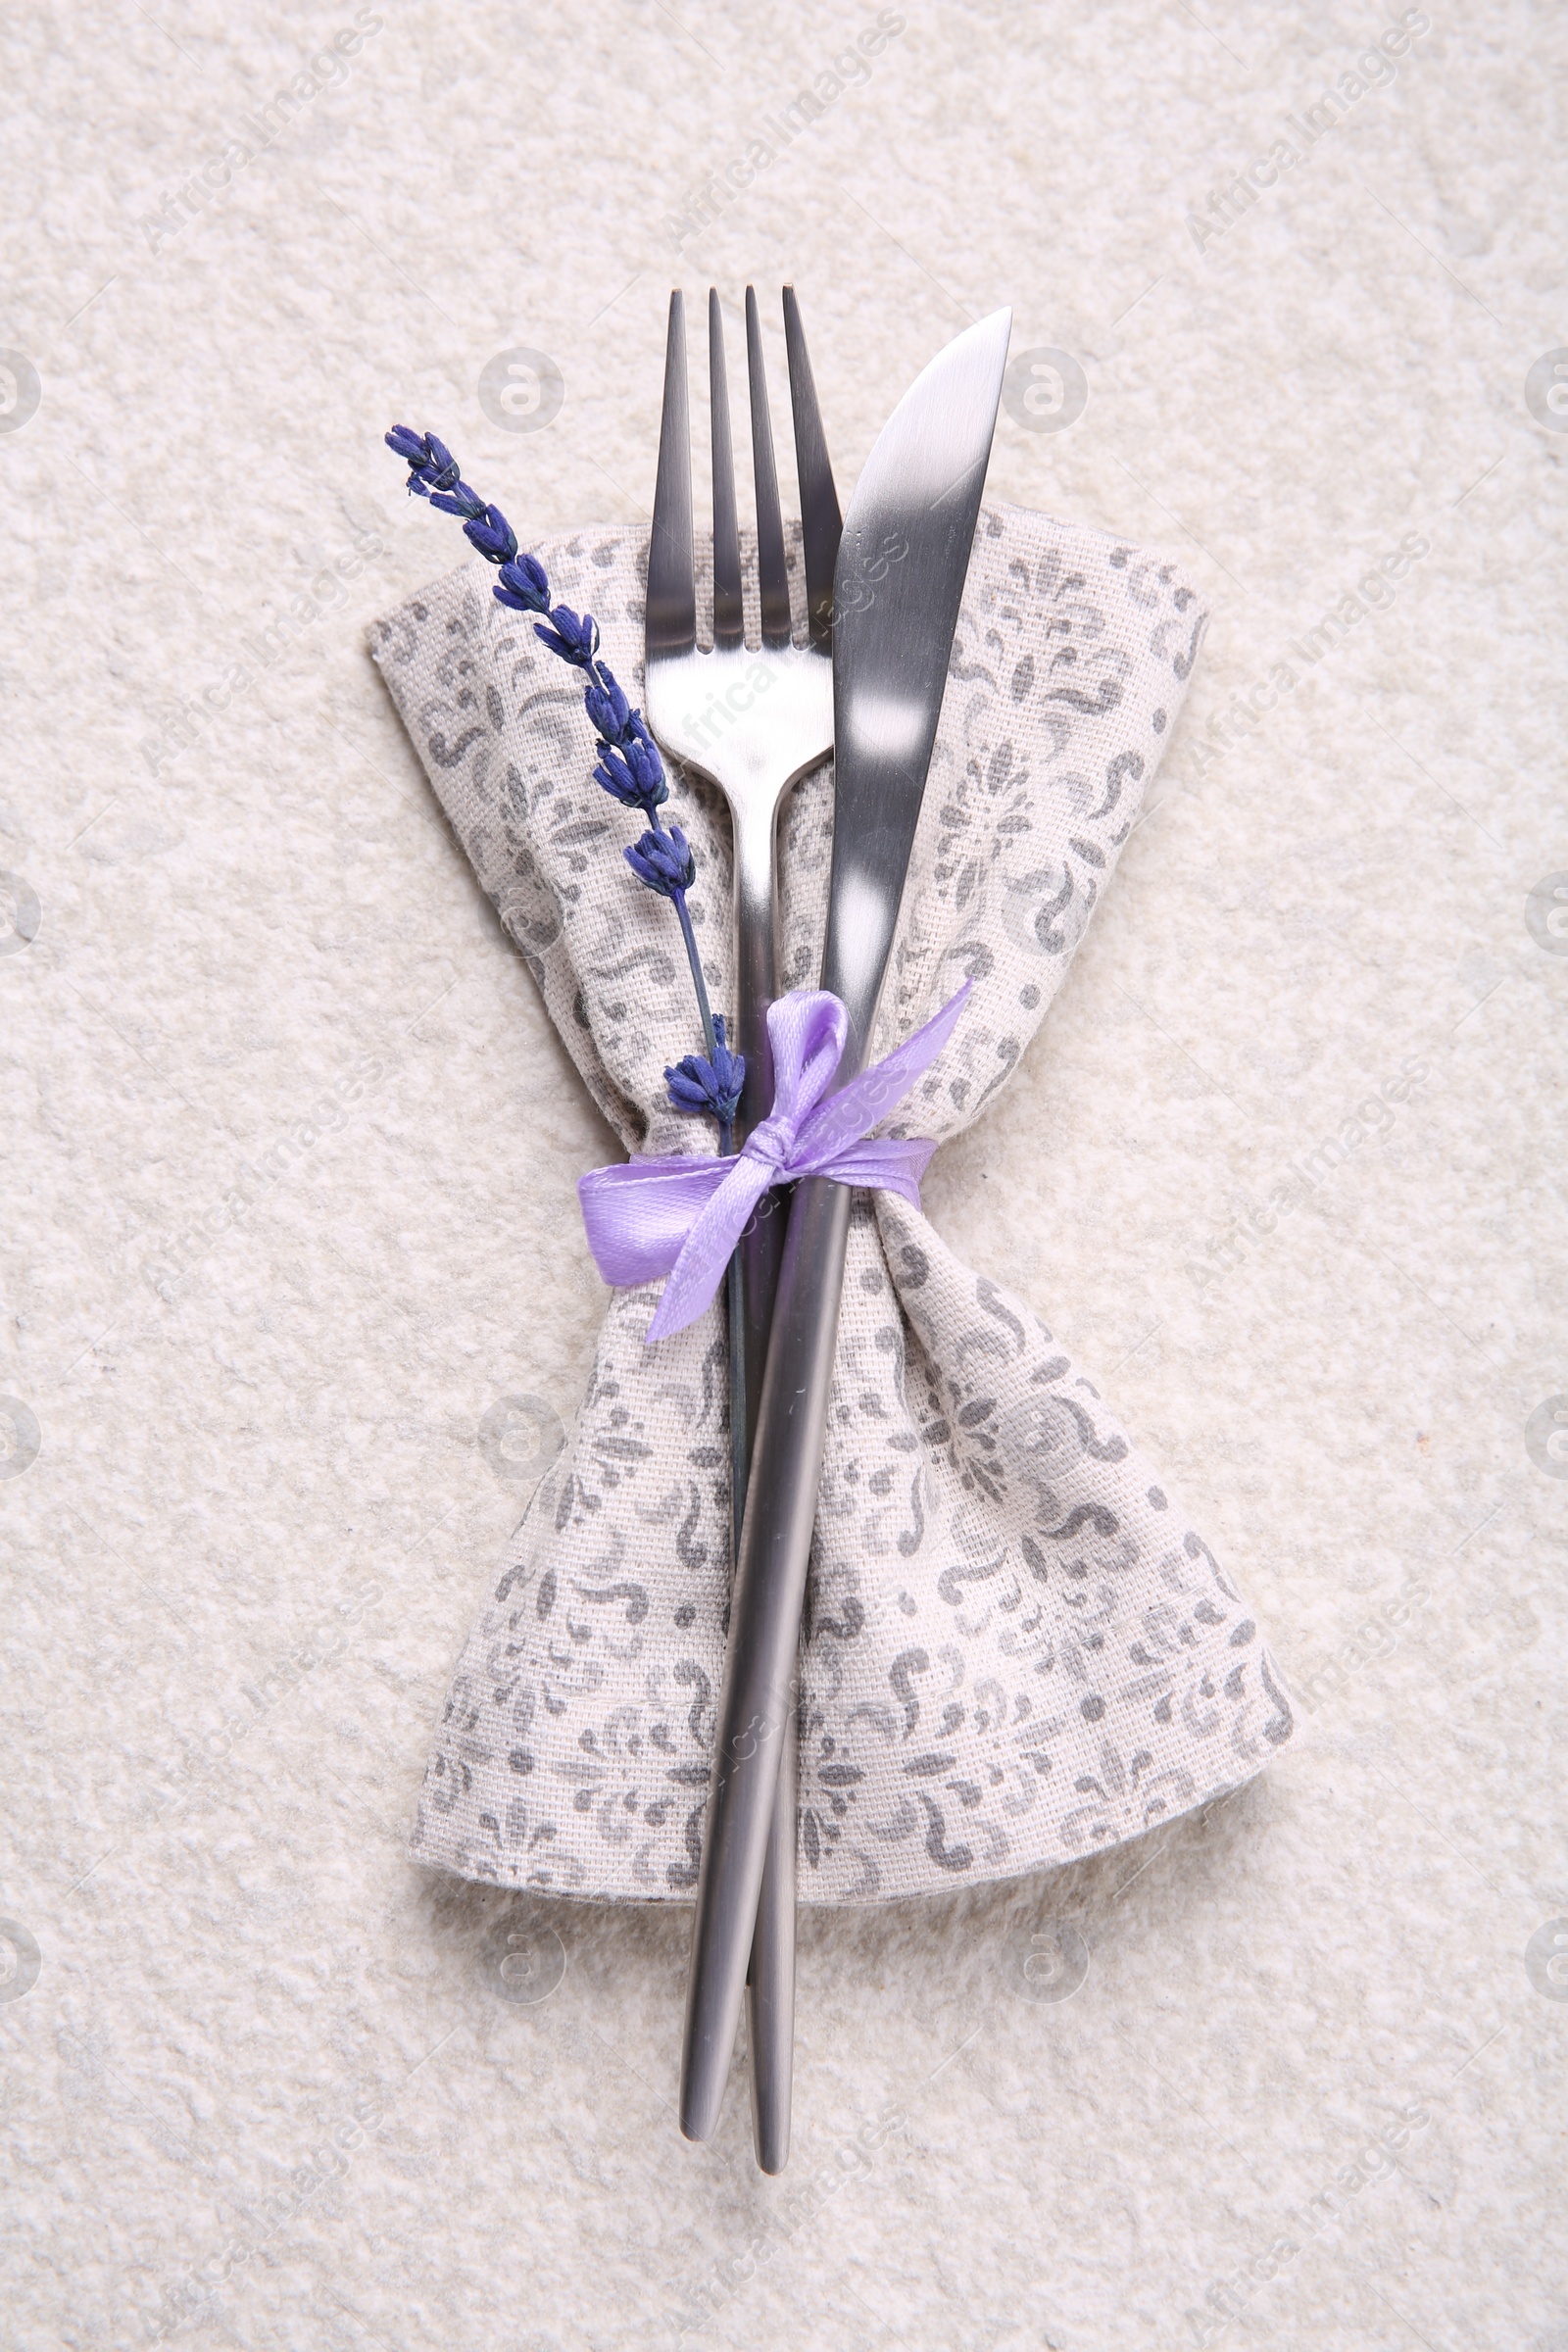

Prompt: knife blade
xmin=679 ymin=307 xmax=1013 ymax=2143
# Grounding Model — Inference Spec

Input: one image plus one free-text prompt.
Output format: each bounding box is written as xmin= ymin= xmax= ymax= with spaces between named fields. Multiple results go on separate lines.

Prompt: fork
xmin=644 ymin=285 xmax=842 ymax=2171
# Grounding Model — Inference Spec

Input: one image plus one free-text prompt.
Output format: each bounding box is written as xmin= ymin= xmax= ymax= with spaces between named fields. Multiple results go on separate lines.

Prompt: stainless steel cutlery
xmin=676 ymin=307 xmax=1013 ymax=2153
xmin=644 ymin=288 xmax=1013 ymax=2163
xmin=643 ymin=284 xmax=843 ymax=2171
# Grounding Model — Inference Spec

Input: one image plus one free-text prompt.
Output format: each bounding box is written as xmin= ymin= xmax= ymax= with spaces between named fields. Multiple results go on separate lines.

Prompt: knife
xmin=680 ymin=307 xmax=1013 ymax=2143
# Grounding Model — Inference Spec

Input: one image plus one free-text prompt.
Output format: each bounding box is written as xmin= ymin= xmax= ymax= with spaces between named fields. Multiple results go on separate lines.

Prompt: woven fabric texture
xmin=370 ymin=500 xmax=1297 ymax=1904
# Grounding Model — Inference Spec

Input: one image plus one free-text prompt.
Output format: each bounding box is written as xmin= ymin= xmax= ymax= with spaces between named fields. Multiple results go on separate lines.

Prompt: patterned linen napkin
xmin=370 ymin=500 xmax=1296 ymax=1905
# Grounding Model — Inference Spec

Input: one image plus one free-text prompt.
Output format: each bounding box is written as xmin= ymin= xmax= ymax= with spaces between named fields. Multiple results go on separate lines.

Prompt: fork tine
xmin=744 ymin=284 xmax=792 ymax=650
xmin=781 ymin=287 xmax=843 ymax=651
xmin=709 ymin=291 xmax=744 ymax=652
xmin=648 ymin=290 xmax=696 ymax=659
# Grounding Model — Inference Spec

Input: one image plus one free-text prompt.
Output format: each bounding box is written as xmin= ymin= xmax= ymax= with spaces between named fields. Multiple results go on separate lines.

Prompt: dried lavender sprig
xmin=388 ymin=424 xmax=748 ymax=1500
xmin=386 ymin=425 xmax=734 ymax=1135
xmin=387 ymin=430 xmax=659 ymax=810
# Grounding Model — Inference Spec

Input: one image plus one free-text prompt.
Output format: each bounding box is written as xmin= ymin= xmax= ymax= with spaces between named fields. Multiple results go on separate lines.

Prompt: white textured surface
xmin=2 ymin=4 xmax=1564 ymax=2348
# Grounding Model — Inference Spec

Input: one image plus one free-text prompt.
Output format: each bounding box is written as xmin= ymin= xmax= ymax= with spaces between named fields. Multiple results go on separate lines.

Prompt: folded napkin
xmin=370 ymin=501 xmax=1297 ymax=1904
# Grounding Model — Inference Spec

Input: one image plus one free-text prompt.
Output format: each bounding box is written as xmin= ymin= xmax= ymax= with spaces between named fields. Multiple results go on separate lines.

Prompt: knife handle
xmin=680 ymin=1172 xmax=853 ymax=2143
xmin=737 ymin=1190 xmax=795 ymax=2174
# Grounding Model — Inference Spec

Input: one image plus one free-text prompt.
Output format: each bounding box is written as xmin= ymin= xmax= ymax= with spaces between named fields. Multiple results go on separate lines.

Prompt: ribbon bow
xmin=578 ymin=982 xmax=971 ymax=1342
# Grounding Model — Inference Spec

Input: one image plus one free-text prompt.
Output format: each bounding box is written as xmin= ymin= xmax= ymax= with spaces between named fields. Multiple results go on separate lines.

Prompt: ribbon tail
xmin=578 ymin=1155 xmax=733 ymax=1287
xmin=643 ymin=1156 xmax=774 ymax=1343
xmin=818 ymin=1135 xmax=936 ymax=1206
xmin=791 ymin=979 xmax=973 ymax=1164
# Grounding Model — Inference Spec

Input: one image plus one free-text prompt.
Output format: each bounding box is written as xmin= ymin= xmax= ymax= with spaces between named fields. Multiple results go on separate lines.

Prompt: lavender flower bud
xmin=428 ymin=481 xmax=486 ymax=521
xmin=623 ymin=731 xmax=666 ymax=802
xmin=385 ymin=424 xmax=430 ymax=466
xmin=665 ymin=1014 xmax=745 ymax=1123
xmin=617 ymin=712 xmax=668 ymax=788
xmin=534 ymin=605 xmax=597 ymax=666
xmin=465 ymin=504 xmax=518 ymax=565
xmin=594 ymin=734 xmax=668 ymax=811
xmin=584 ymin=667 xmax=631 ymax=744
xmin=422 ymin=435 xmax=461 ymax=493
xmin=593 ymin=747 xmax=646 ymax=808
xmin=624 ymin=823 xmax=696 ymax=899
xmin=494 ymin=553 xmax=551 ymax=613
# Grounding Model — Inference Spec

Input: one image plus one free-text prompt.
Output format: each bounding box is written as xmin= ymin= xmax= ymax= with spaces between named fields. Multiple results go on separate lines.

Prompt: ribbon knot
xmin=740 ymin=1119 xmax=791 ymax=1175
xmin=578 ymin=982 xmax=971 ymax=1343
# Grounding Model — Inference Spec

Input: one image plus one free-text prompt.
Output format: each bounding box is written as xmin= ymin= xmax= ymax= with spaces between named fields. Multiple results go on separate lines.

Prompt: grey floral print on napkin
xmin=370 ymin=499 xmax=1294 ymax=1906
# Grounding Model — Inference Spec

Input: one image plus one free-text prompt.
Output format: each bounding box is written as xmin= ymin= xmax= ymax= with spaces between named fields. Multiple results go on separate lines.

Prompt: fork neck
xmin=728 ymin=796 xmax=780 ymax=1145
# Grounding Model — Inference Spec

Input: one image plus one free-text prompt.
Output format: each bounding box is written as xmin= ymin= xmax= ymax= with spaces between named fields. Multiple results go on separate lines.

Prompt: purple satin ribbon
xmin=579 ymin=981 xmax=972 ymax=1343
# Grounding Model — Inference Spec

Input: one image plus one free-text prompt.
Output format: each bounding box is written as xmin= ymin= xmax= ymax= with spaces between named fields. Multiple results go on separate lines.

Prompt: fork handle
xmin=729 ymin=792 xmax=797 ymax=2169
xmin=728 ymin=792 xmax=786 ymax=1538
xmin=746 ymin=1696 xmax=795 ymax=2171
xmin=682 ymin=1172 xmax=852 ymax=2142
